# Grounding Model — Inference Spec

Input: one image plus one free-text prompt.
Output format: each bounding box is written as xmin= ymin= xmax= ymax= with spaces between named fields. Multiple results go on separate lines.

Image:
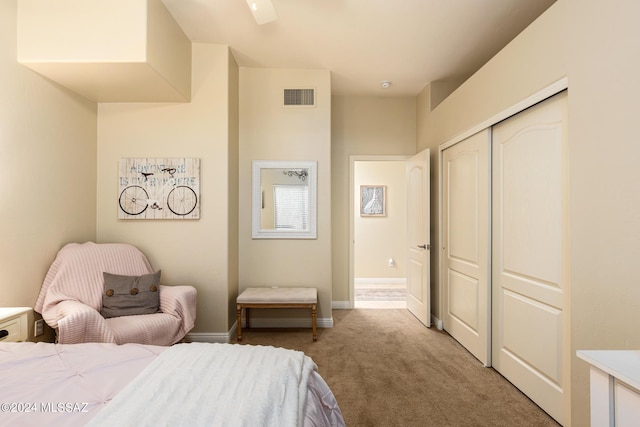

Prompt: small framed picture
xmin=360 ymin=185 xmax=386 ymax=217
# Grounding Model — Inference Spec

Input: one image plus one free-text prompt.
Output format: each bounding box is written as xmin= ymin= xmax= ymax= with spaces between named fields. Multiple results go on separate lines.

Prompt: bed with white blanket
xmin=0 ymin=342 xmax=344 ymax=427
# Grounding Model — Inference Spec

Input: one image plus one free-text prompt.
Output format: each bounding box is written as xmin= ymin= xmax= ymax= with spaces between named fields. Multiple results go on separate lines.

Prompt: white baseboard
xmin=186 ymin=317 xmax=333 ymax=343
xmin=431 ymin=314 xmax=443 ymax=330
xmin=354 ymin=277 xmax=407 ymax=285
xmin=187 ymin=330 xmax=235 ymax=343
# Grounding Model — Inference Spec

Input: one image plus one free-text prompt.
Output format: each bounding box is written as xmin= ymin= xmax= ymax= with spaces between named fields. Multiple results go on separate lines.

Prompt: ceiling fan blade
xmin=245 ymin=0 xmax=278 ymax=25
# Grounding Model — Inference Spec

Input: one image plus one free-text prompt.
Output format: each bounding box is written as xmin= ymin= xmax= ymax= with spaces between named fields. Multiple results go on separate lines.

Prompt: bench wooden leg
xmin=236 ymin=305 xmax=243 ymax=342
xmin=312 ymin=304 xmax=317 ymax=341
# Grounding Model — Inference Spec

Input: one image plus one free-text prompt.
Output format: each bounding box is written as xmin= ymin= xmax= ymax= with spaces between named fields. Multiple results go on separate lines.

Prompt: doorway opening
xmin=350 ymin=156 xmax=409 ymax=309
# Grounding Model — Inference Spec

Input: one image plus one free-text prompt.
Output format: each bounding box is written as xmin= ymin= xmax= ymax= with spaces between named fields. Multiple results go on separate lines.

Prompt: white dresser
xmin=577 ymin=350 xmax=640 ymax=427
xmin=0 ymin=307 xmax=30 ymax=342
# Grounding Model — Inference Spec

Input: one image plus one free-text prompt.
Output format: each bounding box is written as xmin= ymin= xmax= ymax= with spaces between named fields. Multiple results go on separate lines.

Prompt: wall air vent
xmin=283 ymin=88 xmax=315 ymax=107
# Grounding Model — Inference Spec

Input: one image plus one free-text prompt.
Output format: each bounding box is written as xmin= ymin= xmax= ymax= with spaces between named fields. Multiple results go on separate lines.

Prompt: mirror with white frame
xmin=252 ymin=160 xmax=317 ymax=239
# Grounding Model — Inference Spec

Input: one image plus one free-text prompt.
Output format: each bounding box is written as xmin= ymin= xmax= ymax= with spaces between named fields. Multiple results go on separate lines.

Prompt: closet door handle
xmin=417 ymin=244 xmax=427 ymax=249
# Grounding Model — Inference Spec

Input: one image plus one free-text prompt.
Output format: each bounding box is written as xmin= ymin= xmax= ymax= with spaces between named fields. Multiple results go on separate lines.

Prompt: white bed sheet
xmin=0 ymin=342 xmax=343 ymax=427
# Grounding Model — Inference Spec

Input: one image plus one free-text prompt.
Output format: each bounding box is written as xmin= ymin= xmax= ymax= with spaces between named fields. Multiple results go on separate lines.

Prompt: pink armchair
xmin=34 ymin=242 xmax=196 ymax=345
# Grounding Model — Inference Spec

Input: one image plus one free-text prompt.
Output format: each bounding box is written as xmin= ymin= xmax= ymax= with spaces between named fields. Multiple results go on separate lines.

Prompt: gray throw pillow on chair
xmin=101 ymin=270 xmax=161 ymax=318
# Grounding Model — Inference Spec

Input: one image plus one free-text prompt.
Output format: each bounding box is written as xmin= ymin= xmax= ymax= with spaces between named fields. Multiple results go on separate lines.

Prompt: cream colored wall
xmin=17 ymin=0 xmax=146 ymax=61
xmin=0 ymin=1 xmax=97 ymax=339
xmin=331 ymin=96 xmax=416 ymax=302
xmin=17 ymin=0 xmax=191 ymax=102
xmin=566 ymin=1 xmax=640 ymax=425
xmin=96 ymin=43 xmax=237 ymax=334
xmin=238 ymin=68 xmax=332 ymax=319
xmin=419 ymin=1 xmax=640 ymax=424
xmin=226 ymin=52 xmax=240 ymax=329
xmin=354 ymin=161 xmax=407 ymax=279
xmin=146 ymin=0 xmax=192 ymax=98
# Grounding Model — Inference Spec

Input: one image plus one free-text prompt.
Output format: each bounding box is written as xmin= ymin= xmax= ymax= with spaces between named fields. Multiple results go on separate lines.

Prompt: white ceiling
xmin=162 ymin=0 xmax=555 ymax=97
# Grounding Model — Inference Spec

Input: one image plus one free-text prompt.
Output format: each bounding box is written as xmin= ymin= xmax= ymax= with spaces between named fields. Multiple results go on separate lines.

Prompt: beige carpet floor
xmin=232 ymin=309 xmax=560 ymax=427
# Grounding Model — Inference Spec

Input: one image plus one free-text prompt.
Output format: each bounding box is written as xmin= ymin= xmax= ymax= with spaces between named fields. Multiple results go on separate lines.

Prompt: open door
xmin=406 ymin=149 xmax=430 ymax=326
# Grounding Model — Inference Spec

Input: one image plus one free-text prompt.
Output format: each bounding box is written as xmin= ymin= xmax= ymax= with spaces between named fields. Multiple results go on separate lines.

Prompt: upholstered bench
xmin=236 ymin=287 xmax=318 ymax=341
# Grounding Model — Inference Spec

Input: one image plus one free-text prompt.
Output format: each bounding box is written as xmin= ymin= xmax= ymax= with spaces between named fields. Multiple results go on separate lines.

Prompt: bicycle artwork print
xmin=118 ymin=158 xmax=200 ymax=220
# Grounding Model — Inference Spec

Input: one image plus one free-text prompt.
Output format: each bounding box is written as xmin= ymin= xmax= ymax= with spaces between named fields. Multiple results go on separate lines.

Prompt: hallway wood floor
xmin=354 ymin=281 xmax=407 ymax=308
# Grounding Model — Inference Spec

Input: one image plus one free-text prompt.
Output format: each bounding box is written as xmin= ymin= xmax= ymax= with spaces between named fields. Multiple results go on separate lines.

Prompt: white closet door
xmin=442 ymin=129 xmax=491 ymax=365
xmin=491 ymin=91 xmax=569 ymax=425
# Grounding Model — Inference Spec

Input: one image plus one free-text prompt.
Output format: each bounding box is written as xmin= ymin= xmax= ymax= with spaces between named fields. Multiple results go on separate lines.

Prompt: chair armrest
xmin=159 ymin=285 xmax=197 ymax=334
xmin=53 ymin=300 xmax=115 ymax=344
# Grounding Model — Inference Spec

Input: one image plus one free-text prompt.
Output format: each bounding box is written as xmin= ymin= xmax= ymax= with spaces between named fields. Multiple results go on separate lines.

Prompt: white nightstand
xmin=0 ymin=307 xmax=31 ymax=342
xmin=578 ymin=350 xmax=640 ymax=426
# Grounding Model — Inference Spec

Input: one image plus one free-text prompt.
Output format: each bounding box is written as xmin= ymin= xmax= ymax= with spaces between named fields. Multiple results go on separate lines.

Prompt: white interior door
xmin=491 ymin=91 xmax=569 ymax=425
xmin=407 ymin=149 xmax=430 ymax=326
xmin=442 ymin=129 xmax=491 ymax=366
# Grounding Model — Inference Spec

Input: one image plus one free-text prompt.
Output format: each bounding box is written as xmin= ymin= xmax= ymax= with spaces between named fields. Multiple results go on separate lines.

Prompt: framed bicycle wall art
xmin=118 ymin=158 xmax=200 ymax=220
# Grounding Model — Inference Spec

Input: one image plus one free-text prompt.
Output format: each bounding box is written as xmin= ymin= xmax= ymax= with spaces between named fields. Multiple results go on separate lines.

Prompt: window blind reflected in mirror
xmin=273 ymin=184 xmax=309 ymax=230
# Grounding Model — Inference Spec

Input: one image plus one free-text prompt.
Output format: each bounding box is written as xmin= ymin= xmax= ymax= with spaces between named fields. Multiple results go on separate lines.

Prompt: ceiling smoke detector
xmin=380 ymin=80 xmax=392 ymax=89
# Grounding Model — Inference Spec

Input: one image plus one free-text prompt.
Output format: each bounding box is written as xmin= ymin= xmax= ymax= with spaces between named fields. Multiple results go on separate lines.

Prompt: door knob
xmin=417 ymin=244 xmax=427 ymax=249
